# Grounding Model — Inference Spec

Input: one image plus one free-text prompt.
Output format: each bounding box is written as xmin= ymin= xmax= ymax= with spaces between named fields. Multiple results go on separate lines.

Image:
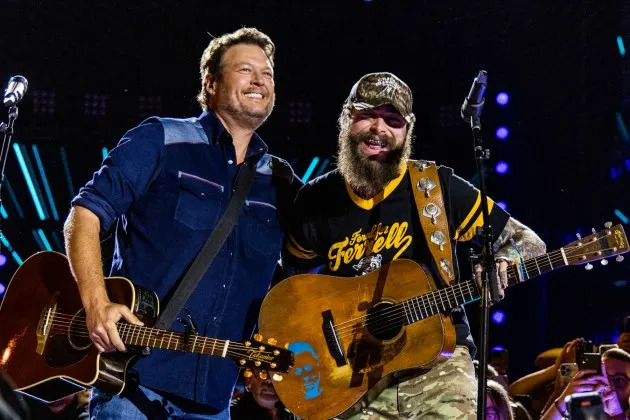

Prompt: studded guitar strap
xmin=407 ymin=160 xmax=456 ymax=286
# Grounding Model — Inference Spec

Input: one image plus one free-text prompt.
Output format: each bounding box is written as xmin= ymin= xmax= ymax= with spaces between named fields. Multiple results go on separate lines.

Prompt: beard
xmin=337 ymin=126 xmax=412 ymax=199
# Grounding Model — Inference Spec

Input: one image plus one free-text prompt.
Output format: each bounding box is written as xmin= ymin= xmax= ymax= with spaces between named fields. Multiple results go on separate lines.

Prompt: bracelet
xmin=554 ymin=398 xmax=568 ymax=419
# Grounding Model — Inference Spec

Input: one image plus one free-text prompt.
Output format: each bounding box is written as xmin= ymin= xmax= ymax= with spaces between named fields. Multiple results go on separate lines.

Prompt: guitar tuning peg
xmin=267 ymin=337 xmax=277 ymax=345
xmin=604 ymin=221 xmax=613 ymax=228
xmin=243 ymin=369 xmax=253 ymax=378
xmin=253 ymin=333 xmax=263 ymax=341
xmin=284 ymin=342 xmax=290 ymax=349
xmin=585 ymin=263 xmax=593 ymax=270
xmin=591 ymin=228 xmax=597 ymax=234
xmin=601 ymin=259 xmax=609 ymax=266
xmin=258 ymin=371 xmax=268 ymax=380
xmin=617 ymin=255 xmax=625 ymax=263
xmin=272 ymin=373 xmax=284 ymax=382
xmin=576 ymin=233 xmax=582 ymax=240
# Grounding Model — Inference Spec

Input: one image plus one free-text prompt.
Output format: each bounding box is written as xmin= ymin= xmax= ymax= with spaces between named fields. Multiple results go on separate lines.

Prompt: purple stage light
xmin=0 ymin=283 xmax=4 ymax=296
xmin=496 ymin=92 xmax=509 ymax=106
xmin=492 ymin=310 xmax=505 ymax=324
xmin=496 ymin=201 xmax=507 ymax=210
xmin=496 ymin=126 xmax=509 ymax=140
xmin=0 ymin=254 xmax=6 ymax=267
xmin=492 ymin=345 xmax=505 ymax=352
xmin=496 ymin=161 xmax=509 ymax=174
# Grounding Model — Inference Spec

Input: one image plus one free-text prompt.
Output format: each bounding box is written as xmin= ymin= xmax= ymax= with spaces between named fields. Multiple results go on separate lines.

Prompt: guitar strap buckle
xmin=178 ymin=308 xmax=199 ymax=335
xmin=408 ymin=160 xmax=456 ymax=286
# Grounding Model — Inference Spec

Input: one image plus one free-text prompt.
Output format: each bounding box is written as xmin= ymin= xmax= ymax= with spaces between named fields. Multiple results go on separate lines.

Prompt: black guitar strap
xmin=155 ymin=161 xmax=255 ymax=330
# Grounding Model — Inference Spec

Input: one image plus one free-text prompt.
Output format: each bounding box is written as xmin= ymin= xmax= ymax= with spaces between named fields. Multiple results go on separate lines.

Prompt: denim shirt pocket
xmin=175 ymin=171 xmax=223 ymax=230
xmin=244 ymin=200 xmax=282 ymax=256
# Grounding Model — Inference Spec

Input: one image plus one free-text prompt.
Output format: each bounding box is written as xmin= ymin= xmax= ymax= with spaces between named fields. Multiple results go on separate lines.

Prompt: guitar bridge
xmin=36 ymin=292 xmax=59 ymax=355
xmin=321 ymin=310 xmax=346 ymax=367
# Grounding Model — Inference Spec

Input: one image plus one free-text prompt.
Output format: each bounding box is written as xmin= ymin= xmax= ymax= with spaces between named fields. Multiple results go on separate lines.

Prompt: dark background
xmin=0 ymin=0 xmax=628 ymax=382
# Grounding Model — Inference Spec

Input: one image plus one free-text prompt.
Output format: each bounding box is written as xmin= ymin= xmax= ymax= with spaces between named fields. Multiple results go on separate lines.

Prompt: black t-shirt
xmin=283 ymin=163 xmax=511 ymax=355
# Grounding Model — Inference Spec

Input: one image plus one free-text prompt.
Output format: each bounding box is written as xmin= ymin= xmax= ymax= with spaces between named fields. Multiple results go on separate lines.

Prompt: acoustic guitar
xmin=258 ymin=224 xmax=628 ymax=419
xmin=0 ymin=251 xmax=293 ymax=403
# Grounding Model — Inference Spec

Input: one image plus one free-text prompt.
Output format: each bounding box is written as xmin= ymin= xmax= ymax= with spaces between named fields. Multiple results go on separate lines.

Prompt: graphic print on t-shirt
xmin=328 ymin=221 xmax=412 ymax=275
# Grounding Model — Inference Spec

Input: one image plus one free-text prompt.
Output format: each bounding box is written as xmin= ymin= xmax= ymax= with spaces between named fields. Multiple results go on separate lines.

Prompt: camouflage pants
xmin=345 ymin=346 xmax=477 ymax=420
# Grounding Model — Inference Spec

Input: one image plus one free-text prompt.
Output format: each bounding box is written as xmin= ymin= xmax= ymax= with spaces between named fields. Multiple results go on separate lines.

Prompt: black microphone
xmin=3 ymin=76 xmax=28 ymax=107
xmin=461 ymin=70 xmax=487 ymax=125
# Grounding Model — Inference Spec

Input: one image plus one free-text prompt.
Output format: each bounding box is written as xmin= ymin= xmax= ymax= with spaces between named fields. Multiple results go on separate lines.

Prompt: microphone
xmin=3 ymin=76 xmax=28 ymax=107
xmin=461 ymin=70 xmax=487 ymax=125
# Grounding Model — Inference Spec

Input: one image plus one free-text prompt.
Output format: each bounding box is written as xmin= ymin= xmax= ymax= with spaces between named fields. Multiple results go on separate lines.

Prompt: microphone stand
xmin=462 ymin=70 xmax=502 ymax=420
xmin=0 ymin=105 xmax=19 ymax=253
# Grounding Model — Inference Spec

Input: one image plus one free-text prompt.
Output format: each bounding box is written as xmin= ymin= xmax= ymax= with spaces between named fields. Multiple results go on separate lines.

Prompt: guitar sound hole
xmin=366 ymin=301 xmax=403 ymax=341
xmin=67 ymin=309 xmax=93 ymax=351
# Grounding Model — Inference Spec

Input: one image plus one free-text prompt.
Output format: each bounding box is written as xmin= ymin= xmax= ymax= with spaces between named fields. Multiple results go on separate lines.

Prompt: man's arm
xmin=492 ymin=217 xmax=547 ymax=291
xmin=64 ymin=205 xmax=142 ymax=353
xmin=493 ymin=217 xmax=547 ymax=261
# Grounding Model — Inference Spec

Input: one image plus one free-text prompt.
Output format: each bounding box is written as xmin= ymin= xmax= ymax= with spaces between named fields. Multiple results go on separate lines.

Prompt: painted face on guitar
xmin=289 ymin=342 xmax=323 ymax=400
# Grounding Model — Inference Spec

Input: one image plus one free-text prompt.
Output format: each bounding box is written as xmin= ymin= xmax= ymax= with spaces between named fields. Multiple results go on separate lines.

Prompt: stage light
xmin=496 ymin=92 xmax=509 ymax=106
xmin=611 ymin=168 xmax=618 ymax=180
xmin=301 ymin=157 xmax=320 ymax=183
xmin=614 ymin=209 xmax=629 ymax=224
xmin=0 ymin=254 xmax=6 ymax=266
xmin=492 ymin=346 xmax=505 ymax=352
xmin=496 ymin=161 xmax=509 ymax=174
xmin=0 ymin=283 xmax=4 ymax=296
xmin=613 ymin=280 xmax=628 ymax=287
xmin=60 ymin=147 xmax=76 ymax=197
xmin=13 ymin=144 xmax=46 ymax=220
xmin=102 ymin=147 xmax=108 ymax=161
xmin=84 ymin=93 xmax=108 ymax=116
xmin=492 ymin=310 xmax=505 ymax=324
xmin=618 ymin=36 xmax=626 ymax=57
xmin=496 ymin=201 xmax=507 ymax=210
xmin=616 ymin=112 xmax=629 ymax=142
xmin=32 ymin=145 xmax=59 ymax=221
xmin=495 ymin=126 xmax=509 ymax=140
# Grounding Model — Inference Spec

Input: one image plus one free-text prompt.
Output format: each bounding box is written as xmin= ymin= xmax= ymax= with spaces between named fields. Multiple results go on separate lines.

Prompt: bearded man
xmin=283 ymin=72 xmax=546 ymax=418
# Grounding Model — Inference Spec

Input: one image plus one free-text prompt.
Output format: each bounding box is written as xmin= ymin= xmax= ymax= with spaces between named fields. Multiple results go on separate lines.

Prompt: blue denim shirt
xmin=72 ymin=111 xmax=298 ymax=410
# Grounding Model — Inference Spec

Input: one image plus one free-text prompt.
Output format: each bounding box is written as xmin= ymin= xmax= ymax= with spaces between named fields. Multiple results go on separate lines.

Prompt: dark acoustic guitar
xmin=258 ymin=224 xmax=628 ymax=420
xmin=0 ymin=251 xmax=294 ymax=403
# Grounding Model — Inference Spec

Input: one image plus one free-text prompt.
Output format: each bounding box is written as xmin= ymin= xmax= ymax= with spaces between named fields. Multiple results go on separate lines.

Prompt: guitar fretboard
xmin=116 ymin=324 xmax=229 ymax=357
xmin=396 ymin=248 xmax=569 ymax=325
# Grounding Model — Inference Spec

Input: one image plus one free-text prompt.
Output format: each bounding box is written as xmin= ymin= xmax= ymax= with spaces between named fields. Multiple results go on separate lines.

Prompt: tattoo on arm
xmin=493 ymin=217 xmax=547 ymax=261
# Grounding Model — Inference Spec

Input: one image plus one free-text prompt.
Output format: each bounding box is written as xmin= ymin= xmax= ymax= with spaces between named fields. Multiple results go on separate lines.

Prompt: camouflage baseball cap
xmin=345 ymin=72 xmax=415 ymax=123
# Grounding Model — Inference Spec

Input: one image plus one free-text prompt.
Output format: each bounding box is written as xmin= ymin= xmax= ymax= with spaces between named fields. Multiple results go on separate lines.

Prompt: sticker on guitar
xmin=288 ymin=342 xmax=323 ymax=399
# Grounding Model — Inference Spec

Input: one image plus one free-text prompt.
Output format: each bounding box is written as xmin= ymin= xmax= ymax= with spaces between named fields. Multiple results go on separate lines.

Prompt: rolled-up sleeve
xmin=71 ymin=120 xmax=165 ymax=234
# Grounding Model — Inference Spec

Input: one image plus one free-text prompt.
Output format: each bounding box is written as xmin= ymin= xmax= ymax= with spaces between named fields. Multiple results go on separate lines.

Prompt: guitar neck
xmin=117 ymin=324 xmax=231 ymax=358
xmin=399 ymin=248 xmax=568 ymax=323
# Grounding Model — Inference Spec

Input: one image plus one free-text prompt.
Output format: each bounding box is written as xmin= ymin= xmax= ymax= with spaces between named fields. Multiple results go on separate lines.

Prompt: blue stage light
xmin=492 ymin=345 xmax=505 ymax=352
xmin=615 ymin=209 xmax=629 ymax=224
xmin=0 ymin=283 xmax=4 ymax=295
xmin=496 ymin=161 xmax=509 ymax=174
xmin=618 ymin=36 xmax=626 ymax=57
xmin=496 ymin=127 xmax=509 ymax=140
xmin=496 ymin=201 xmax=507 ymax=210
xmin=301 ymin=157 xmax=320 ymax=183
xmin=496 ymin=92 xmax=509 ymax=106
xmin=0 ymin=254 xmax=6 ymax=267
xmin=492 ymin=310 xmax=505 ymax=324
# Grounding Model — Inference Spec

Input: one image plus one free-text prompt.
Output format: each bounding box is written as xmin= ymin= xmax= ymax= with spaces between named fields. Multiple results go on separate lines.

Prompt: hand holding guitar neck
xmin=85 ymin=299 xmax=144 ymax=353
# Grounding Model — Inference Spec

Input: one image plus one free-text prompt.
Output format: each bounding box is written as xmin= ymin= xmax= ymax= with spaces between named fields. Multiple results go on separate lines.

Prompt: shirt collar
xmin=198 ymin=110 xmax=269 ymax=162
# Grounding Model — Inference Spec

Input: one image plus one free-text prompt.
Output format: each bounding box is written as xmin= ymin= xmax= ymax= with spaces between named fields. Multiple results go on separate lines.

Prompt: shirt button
xmin=200 ymin=192 xmax=206 ymax=197
xmin=228 ymin=159 xmax=234 ymax=164
xmin=222 ymin=284 xmax=226 ymax=288
xmin=213 ymin=317 xmax=217 ymax=321
xmin=229 ymin=252 xmax=233 ymax=256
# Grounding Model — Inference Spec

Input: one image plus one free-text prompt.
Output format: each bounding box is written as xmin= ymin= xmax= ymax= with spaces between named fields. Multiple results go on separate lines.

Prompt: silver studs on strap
xmin=423 ymin=203 xmax=441 ymax=224
xmin=417 ymin=177 xmax=436 ymax=198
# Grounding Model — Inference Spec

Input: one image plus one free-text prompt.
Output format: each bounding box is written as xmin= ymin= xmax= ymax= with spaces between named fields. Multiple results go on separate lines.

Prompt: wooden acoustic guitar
xmin=258 ymin=224 xmax=628 ymax=420
xmin=0 ymin=251 xmax=294 ymax=403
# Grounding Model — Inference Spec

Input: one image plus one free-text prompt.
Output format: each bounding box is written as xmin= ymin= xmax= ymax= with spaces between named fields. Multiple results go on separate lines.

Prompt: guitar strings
xmin=43 ymin=312 xmax=278 ymax=358
xmin=332 ymin=241 xmax=611 ymax=331
xmin=330 ymin=243 xmax=618 ymax=339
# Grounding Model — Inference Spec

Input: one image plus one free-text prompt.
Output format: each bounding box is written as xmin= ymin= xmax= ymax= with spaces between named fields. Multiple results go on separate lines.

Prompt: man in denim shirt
xmin=63 ymin=27 xmax=299 ymax=419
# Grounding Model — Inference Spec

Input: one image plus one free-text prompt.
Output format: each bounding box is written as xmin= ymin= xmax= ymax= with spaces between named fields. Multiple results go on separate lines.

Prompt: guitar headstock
xmin=563 ymin=223 xmax=628 ymax=268
xmin=230 ymin=334 xmax=294 ymax=379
